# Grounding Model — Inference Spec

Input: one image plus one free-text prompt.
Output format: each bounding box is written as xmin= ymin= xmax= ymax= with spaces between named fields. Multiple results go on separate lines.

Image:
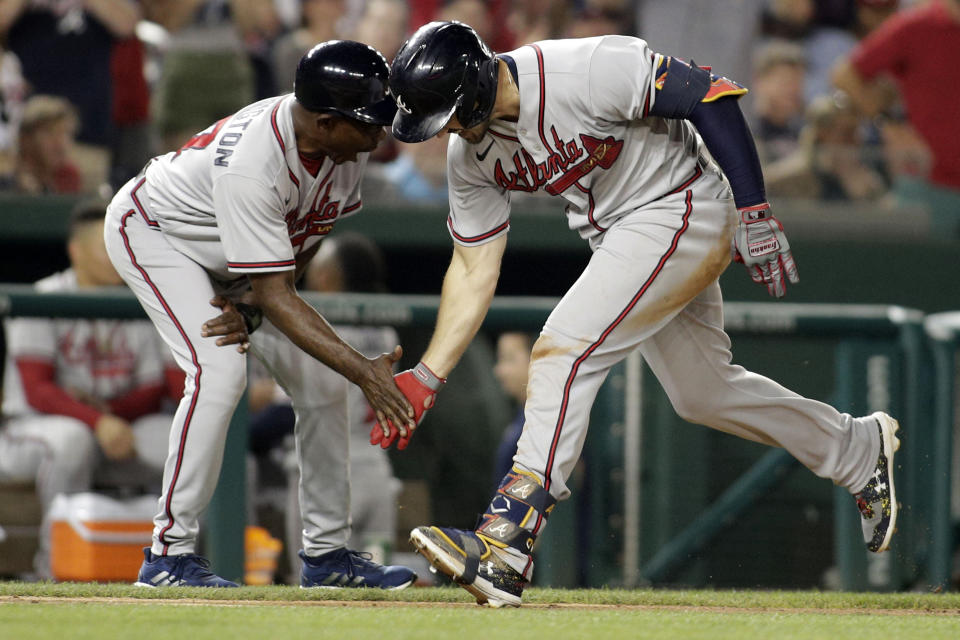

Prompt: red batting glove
xmin=370 ymin=361 xmax=445 ymax=450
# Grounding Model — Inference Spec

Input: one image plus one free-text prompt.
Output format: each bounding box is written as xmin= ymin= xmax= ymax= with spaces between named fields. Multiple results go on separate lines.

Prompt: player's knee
xmin=670 ymin=393 xmax=716 ymax=426
xmin=528 ymin=330 xmax=587 ymax=371
xmin=196 ymin=351 xmax=248 ymax=400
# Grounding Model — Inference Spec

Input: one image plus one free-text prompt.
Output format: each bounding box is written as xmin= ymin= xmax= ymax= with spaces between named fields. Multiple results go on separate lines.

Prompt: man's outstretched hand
xmin=370 ymin=362 xmax=445 ymax=450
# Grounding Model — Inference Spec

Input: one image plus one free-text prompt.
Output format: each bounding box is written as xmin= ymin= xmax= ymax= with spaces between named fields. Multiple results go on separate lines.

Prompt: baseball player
xmin=376 ymin=21 xmax=901 ymax=607
xmin=103 ymin=41 xmax=417 ymax=588
xmin=0 ymin=199 xmax=172 ymax=577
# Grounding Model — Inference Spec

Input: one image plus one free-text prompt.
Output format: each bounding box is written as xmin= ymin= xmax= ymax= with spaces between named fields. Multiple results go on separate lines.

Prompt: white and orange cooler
xmin=48 ymin=493 xmax=158 ymax=582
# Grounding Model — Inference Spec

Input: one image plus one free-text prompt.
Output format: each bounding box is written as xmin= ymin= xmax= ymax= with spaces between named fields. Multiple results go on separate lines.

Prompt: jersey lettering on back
xmin=174 ymin=118 xmax=228 ymax=159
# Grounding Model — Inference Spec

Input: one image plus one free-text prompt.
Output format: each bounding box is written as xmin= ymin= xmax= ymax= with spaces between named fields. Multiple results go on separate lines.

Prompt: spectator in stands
xmin=749 ymin=40 xmax=808 ymax=166
xmin=760 ymin=1 xmax=900 ymax=114
xmin=350 ymin=0 xmax=409 ymax=62
xmin=145 ymin=0 xmax=280 ymax=153
xmin=372 ymin=134 xmax=449 ymax=204
xmin=439 ymin=0 xmax=494 ymax=43
xmin=804 ymin=0 xmax=899 ymax=104
xmin=509 ymin=0 xmax=574 ymax=44
xmin=0 ymin=199 xmax=175 ymax=578
xmin=1 ymin=0 xmax=140 ymax=193
xmin=1 ymin=95 xmax=82 ymax=195
xmin=109 ymin=34 xmax=155 ymax=190
xmin=271 ymin=0 xmax=346 ymax=96
xmin=0 ymin=44 xmax=27 ymax=180
xmin=490 ymin=331 xmax=532 ymax=489
xmin=764 ymin=94 xmax=887 ymax=201
xmin=636 ymin=0 xmax=767 ymax=98
xmin=563 ymin=4 xmax=627 ymax=38
xmin=851 ymin=0 xmax=901 ymax=36
xmin=832 ymin=0 xmax=960 ymax=237
xmin=244 ymin=232 xmax=405 ymax=578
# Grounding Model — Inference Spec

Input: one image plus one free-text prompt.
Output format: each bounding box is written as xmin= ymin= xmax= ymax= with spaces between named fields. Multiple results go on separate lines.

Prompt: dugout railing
xmin=924 ymin=313 xmax=960 ymax=590
xmin=0 ymin=285 xmax=953 ymax=591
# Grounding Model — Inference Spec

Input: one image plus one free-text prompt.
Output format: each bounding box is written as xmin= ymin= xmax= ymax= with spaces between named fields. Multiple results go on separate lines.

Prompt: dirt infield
xmin=3 ymin=595 xmax=957 ymax=616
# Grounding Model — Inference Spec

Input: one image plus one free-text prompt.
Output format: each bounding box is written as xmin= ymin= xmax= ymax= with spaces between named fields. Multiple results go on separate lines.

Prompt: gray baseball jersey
xmin=446 ymin=36 xmax=703 ymax=247
xmin=445 ymin=36 xmax=880 ymax=576
xmin=141 ymin=94 xmax=364 ymax=281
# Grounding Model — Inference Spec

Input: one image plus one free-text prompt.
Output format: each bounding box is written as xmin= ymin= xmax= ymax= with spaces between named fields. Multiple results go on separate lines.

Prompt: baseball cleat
xmin=409 ymin=526 xmax=526 ymax=608
xmin=299 ymin=548 xmax=416 ymax=589
xmin=853 ymin=412 xmax=900 ymax=553
xmin=134 ymin=548 xmax=239 ymax=587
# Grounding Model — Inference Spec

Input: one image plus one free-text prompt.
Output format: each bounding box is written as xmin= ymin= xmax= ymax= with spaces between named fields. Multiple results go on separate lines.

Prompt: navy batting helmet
xmin=294 ymin=40 xmax=397 ymax=126
xmin=389 ymin=21 xmax=500 ymax=143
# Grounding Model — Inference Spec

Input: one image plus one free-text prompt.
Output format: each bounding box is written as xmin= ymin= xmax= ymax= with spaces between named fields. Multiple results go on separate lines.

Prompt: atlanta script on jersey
xmin=446 ymin=36 xmax=716 ymax=248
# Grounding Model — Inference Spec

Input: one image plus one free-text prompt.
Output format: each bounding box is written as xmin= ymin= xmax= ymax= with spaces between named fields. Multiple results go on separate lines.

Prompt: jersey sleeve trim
xmin=447 ymin=217 xmax=510 ymax=244
xmin=227 ymin=259 xmax=296 ymax=270
xmin=702 ymin=77 xmax=749 ymax=102
xmin=643 ymin=53 xmax=659 ymax=118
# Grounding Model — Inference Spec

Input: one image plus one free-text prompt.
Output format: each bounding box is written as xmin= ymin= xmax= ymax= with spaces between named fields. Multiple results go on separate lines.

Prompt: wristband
xmin=412 ymin=361 xmax=445 ymax=391
xmin=738 ymin=202 xmax=771 ymax=222
xmin=235 ymin=302 xmax=263 ymax=334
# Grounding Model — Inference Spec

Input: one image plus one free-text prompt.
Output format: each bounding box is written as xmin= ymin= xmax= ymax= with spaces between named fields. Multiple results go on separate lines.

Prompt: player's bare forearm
xmin=249 ymin=270 xmax=414 ymax=427
xmin=422 ymin=236 xmax=506 ymax=377
xmin=250 ymin=271 xmax=370 ymax=379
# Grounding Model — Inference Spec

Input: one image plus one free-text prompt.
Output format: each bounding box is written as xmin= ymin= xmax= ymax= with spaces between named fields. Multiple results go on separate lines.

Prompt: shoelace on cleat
xmin=166 ymin=554 xmax=215 ymax=583
xmin=341 ymin=550 xmax=380 ymax=577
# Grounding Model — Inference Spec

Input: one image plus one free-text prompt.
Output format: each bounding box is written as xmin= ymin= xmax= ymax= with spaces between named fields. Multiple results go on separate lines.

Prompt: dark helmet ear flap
xmin=456 ymin=54 xmax=500 ymax=130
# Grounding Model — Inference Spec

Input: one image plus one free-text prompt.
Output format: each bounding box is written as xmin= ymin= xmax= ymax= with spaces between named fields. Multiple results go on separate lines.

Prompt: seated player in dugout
xmin=0 ymin=199 xmax=175 ymax=578
xmin=367 ymin=22 xmax=901 ymax=607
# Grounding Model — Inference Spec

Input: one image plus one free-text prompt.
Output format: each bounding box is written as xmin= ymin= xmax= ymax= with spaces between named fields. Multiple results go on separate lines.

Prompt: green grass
xmin=1 ymin=582 xmax=958 ymax=640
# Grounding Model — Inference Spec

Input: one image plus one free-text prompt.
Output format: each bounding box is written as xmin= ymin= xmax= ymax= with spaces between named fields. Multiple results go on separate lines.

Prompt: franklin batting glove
xmin=733 ymin=203 xmax=799 ymax=298
xmin=370 ymin=361 xmax=445 ymax=450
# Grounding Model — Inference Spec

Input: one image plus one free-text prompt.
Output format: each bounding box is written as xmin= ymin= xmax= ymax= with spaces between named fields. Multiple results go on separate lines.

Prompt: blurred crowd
xmin=0 ymin=0 xmax=958 ymax=231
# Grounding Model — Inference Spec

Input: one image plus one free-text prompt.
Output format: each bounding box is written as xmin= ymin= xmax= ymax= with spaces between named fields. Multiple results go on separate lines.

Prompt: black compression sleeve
xmin=687 ymin=96 xmax=766 ymax=209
